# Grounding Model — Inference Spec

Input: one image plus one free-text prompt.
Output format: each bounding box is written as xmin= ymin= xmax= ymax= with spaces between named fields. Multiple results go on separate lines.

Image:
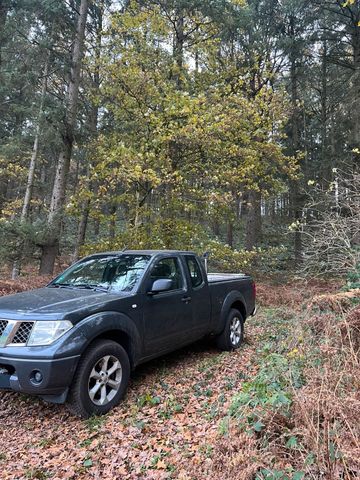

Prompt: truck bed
xmin=207 ymin=273 xmax=249 ymax=283
xmin=207 ymin=272 xmax=255 ymax=334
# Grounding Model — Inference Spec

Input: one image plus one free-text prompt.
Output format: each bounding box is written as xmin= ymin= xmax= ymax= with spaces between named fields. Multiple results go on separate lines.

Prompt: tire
xmin=66 ymin=339 xmax=130 ymax=419
xmin=216 ymin=308 xmax=244 ymax=351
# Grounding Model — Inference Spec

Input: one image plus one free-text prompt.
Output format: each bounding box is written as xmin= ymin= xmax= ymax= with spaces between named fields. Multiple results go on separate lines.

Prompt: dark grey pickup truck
xmin=0 ymin=250 xmax=256 ymax=417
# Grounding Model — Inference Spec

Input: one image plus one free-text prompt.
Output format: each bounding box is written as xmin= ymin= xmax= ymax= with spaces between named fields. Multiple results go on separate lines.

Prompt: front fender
xmin=52 ymin=311 xmax=142 ymax=364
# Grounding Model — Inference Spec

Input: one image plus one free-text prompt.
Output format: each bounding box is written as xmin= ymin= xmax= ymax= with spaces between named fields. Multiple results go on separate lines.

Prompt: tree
xmin=39 ymin=0 xmax=90 ymax=274
xmin=70 ymin=1 xmax=295 ymax=255
xmin=301 ymin=169 xmax=360 ymax=275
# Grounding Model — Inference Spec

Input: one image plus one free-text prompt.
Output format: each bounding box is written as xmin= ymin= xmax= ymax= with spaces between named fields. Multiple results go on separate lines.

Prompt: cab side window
xmin=185 ymin=256 xmax=203 ymax=288
xmin=150 ymin=258 xmax=184 ymax=290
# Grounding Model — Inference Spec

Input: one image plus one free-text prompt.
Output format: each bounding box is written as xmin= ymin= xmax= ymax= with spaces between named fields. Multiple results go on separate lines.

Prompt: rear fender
xmin=217 ymin=291 xmax=247 ymax=335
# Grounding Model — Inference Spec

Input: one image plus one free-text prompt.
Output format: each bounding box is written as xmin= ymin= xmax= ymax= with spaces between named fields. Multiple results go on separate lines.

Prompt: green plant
xmin=137 ymin=392 xmax=161 ymax=408
xmin=84 ymin=414 xmax=107 ymax=432
xmin=256 ymin=469 xmax=305 ymax=480
xmin=345 ymin=261 xmax=360 ymax=290
xmin=225 ymin=309 xmax=306 ymax=436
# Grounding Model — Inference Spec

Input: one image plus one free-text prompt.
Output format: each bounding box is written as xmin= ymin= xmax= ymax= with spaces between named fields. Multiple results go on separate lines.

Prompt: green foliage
xmin=207 ymin=241 xmax=288 ymax=274
xmin=5 ymin=0 xmax=356 ymax=275
xmin=228 ymin=352 xmax=293 ymax=433
xmin=82 ymin=217 xmax=289 ymax=274
xmin=225 ymin=309 xmax=306 ymax=435
xmin=66 ymin=0 xmax=297 ymax=270
xmin=137 ymin=392 xmax=161 ymax=408
xmin=256 ymin=469 xmax=305 ymax=480
xmin=345 ymin=261 xmax=360 ymax=290
xmin=0 ymin=219 xmax=46 ymax=263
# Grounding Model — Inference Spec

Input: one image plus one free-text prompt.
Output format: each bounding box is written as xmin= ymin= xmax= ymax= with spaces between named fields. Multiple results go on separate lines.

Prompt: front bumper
xmin=0 ymin=354 xmax=80 ymax=402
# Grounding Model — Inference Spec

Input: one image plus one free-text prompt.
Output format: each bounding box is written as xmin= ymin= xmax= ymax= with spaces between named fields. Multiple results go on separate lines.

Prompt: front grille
xmin=0 ymin=320 xmax=8 ymax=336
xmin=11 ymin=322 xmax=34 ymax=344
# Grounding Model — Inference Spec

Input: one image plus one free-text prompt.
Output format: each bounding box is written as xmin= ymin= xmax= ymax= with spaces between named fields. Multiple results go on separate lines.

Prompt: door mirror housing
xmin=149 ymin=278 xmax=173 ymax=294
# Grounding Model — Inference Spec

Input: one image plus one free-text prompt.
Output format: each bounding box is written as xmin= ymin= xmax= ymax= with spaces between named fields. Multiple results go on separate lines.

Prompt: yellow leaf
xmin=156 ymin=460 xmax=167 ymax=470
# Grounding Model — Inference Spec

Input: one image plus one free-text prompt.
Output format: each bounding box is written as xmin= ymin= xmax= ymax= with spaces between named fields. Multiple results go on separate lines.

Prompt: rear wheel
xmin=66 ymin=339 xmax=130 ymax=418
xmin=216 ymin=308 xmax=244 ymax=351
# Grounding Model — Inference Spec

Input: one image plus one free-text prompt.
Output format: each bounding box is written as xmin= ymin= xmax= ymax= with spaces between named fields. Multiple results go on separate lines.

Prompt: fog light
xmin=30 ymin=370 xmax=43 ymax=385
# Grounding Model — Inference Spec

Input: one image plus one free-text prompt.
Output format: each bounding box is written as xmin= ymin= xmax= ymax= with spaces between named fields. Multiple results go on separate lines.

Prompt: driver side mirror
xmin=148 ymin=278 xmax=173 ymax=295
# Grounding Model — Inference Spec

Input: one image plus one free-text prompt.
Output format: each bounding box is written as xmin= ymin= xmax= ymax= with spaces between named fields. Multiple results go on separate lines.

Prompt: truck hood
xmin=0 ymin=287 xmax=130 ymax=319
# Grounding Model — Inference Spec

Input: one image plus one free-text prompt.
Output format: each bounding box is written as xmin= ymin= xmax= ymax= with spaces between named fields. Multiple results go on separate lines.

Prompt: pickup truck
xmin=0 ymin=250 xmax=256 ymax=418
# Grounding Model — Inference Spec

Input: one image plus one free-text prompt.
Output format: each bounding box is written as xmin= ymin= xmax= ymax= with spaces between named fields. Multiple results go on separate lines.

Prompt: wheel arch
xmin=55 ymin=311 xmax=142 ymax=369
xmin=91 ymin=330 xmax=135 ymax=368
xmin=229 ymin=300 xmax=246 ymax=322
xmin=218 ymin=290 xmax=247 ymax=334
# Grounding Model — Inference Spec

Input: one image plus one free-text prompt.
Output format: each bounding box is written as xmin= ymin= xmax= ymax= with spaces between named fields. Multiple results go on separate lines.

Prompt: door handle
xmin=181 ymin=296 xmax=192 ymax=303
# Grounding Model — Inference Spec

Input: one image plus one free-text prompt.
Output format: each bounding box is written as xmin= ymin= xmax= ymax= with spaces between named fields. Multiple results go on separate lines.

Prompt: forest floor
xmin=0 ymin=278 xmax=359 ymax=480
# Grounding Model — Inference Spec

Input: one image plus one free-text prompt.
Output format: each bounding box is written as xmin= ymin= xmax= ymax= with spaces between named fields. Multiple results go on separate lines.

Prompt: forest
xmin=0 ymin=0 xmax=358 ymax=278
xmin=0 ymin=1 xmax=359 ymax=479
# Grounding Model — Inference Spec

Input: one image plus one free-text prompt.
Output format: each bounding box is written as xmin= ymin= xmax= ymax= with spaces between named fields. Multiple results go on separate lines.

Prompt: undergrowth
xmin=218 ymin=290 xmax=360 ymax=480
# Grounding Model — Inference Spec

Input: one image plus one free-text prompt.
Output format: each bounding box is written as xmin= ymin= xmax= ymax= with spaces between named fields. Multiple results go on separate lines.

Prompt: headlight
xmin=27 ymin=321 xmax=73 ymax=346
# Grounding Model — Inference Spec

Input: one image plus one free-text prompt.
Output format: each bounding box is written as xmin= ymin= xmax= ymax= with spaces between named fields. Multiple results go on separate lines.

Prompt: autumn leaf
xmin=155 ymin=459 xmax=167 ymax=470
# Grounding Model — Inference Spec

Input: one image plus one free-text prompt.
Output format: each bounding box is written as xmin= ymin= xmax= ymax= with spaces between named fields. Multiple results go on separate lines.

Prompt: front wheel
xmin=66 ymin=339 xmax=130 ymax=418
xmin=216 ymin=308 xmax=244 ymax=351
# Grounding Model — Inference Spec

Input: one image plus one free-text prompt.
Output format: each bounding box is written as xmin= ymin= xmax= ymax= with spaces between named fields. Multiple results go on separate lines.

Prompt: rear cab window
xmin=185 ymin=255 xmax=204 ymax=288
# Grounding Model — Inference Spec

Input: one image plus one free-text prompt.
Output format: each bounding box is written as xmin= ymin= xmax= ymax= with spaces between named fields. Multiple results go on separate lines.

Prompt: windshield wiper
xmin=70 ymin=284 xmax=109 ymax=292
xmin=48 ymin=283 xmax=108 ymax=292
xmin=48 ymin=283 xmax=72 ymax=288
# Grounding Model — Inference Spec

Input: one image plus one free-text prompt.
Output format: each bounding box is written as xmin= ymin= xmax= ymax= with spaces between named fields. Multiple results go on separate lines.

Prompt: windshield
xmin=50 ymin=254 xmax=151 ymax=292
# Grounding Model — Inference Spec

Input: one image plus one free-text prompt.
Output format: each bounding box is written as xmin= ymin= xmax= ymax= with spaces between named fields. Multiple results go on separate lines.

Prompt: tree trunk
xmin=245 ymin=190 xmax=261 ymax=250
xmin=39 ymin=0 xmax=89 ymax=275
xmin=74 ymin=199 xmax=90 ymax=261
xmin=289 ymin=15 xmax=303 ymax=264
xmin=173 ymin=12 xmax=184 ymax=89
xmin=21 ymin=57 xmax=49 ymax=221
xmin=94 ymin=218 xmax=100 ymax=236
xmin=109 ymin=205 xmax=117 ymax=241
xmin=74 ymin=2 xmax=104 ymax=260
xmin=212 ymin=219 xmax=220 ymax=237
xmin=351 ymin=23 xmax=360 ymax=160
xmin=320 ymin=39 xmax=328 ymax=182
xmin=0 ymin=0 xmax=9 ymax=69
xmin=227 ymin=221 xmax=233 ymax=248
xmin=39 ymin=244 xmax=58 ymax=276
xmin=12 ymin=48 xmax=49 ymax=279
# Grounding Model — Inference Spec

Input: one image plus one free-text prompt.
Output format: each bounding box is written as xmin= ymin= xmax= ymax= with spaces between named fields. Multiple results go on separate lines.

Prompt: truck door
xmin=142 ymin=256 xmax=193 ymax=356
xmin=183 ymin=254 xmax=211 ymax=337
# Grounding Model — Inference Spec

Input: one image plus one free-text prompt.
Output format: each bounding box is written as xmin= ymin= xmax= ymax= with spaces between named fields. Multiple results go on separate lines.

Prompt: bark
xmin=212 ymin=219 xmax=220 ymax=237
xmin=227 ymin=221 xmax=233 ymax=248
xmin=0 ymin=0 xmax=9 ymax=69
xmin=39 ymin=244 xmax=58 ymax=275
xmin=94 ymin=218 xmax=100 ymax=236
xmin=173 ymin=12 xmax=184 ymax=89
xmin=39 ymin=0 xmax=89 ymax=275
xmin=21 ymin=58 xmax=49 ymax=221
xmin=289 ymin=15 xmax=303 ymax=264
xmin=351 ymin=21 xmax=360 ymax=154
xmin=320 ymin=40 xmax=329 ymax=182
xmin=74 ymin=2 xmax=103 ymax=261
xmin=245 ymin=190 xmax=262 ymax=250
xmin=0 ymin=178 xmax=9 ymax=214
xmin=12 ymin=28 xmax=50 ymax=279
xmin=109 ymin=205 xmax=117 ymax=241
xmin=73 ymin=199 xmax=90 ymax=261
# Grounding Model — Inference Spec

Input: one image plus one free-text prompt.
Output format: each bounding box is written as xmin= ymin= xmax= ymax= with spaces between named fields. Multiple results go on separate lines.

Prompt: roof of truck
xmin=87 ymin=250 xmax=197 ymax=257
